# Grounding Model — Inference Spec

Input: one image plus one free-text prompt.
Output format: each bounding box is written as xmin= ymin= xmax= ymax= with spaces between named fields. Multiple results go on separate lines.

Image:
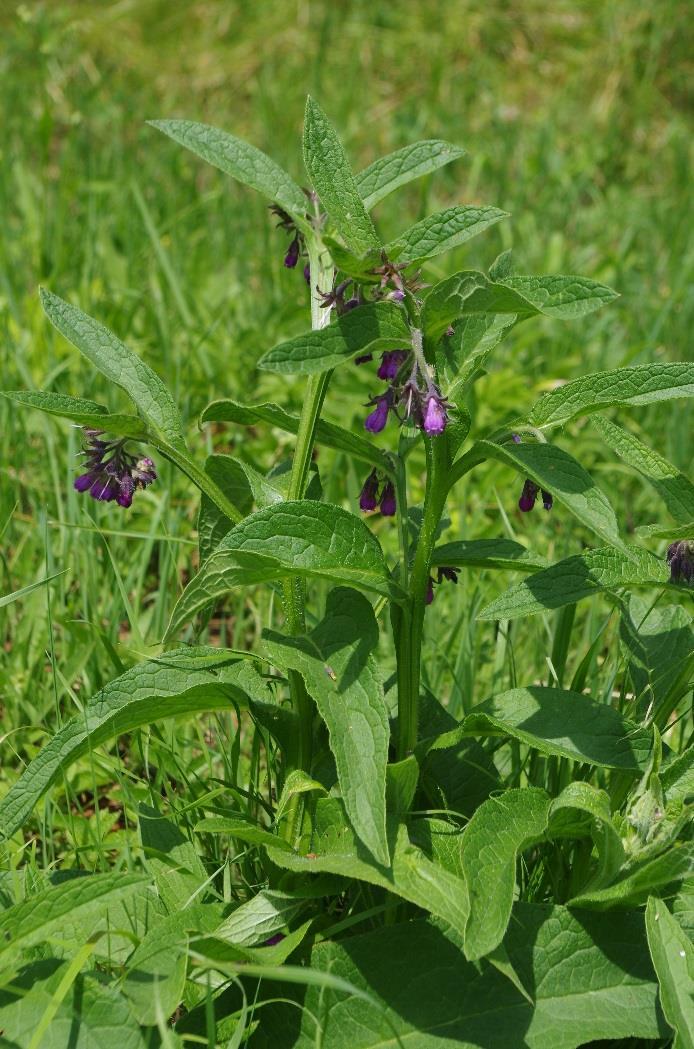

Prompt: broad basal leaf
xmin=355 ymin=139 xmax=466 ymax=210
xmin=149 ymin=118 xmax=308 ymax=222
xmin=478 ymin=545 xmax=672 ymax=620
xmin=387 ymin=205 xmax=508 ymax=265
xmin=2 ymin=390 xmax=147 ymax=439
xmin=530 ymin=362 xmax=694 ymax=428
xmin=258 ymin=300 xmax=408 ymax=375
xmin=0 ymin=656 xmax=249 ymax=840
xmin=646 ymin=895 xmax=694 ymax=1049
xmin=303 ymin=97 xmax=380 ymax=256
xmin=263 ymin=588 xmax=390 ymax=864
xmin=200 ymin=397 xmax=390 ymax=471
xmin=478 ymin=439 xmax=625 ymax=549
xmin=40 ymin=289 xmax=185 ymax=447
xmin=166 ymin=501 xmax=395 ymax=638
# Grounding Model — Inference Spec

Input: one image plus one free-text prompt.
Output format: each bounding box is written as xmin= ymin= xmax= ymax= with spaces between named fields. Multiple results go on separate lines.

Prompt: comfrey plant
xmin=1 ymin=99 xmax=693 ymax=1047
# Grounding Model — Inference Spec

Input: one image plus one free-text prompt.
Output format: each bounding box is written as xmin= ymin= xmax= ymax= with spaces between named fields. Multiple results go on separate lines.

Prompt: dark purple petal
xmin=379 ymin=481 xmax=396 ymax=517
xmin=263 ymin=933 xmax=285 ymax=947
xmin=518 ymin=479 xmax=539 ymax=513
xmin=359 ymin=470 xmax=380 ymax=512
xmin=425 ymin=577 xmax=435 ymax=605
xmin=74 ymin=471 xmax=97 ymax=493
xmin=90 ymin=476 xmax=119 ymax=502
xmin=365 ymin=396 xmax=390 ymax=434
xmin=303 ymin=264 xmax=311 ymax=286
xmin=342 ymin=297 xmax=361 ymax=312
xmin=355 ymin=353 xmax=373 ymax=366
xmin=116 ymin=476 xmax=135 ymax=508
xmin=667 ymin=540 xmax=694 ymax=584
xmin=437 ymin=566 xmax=458 ymax=584
xmin=377 ymin=350 xmax=408 ymax=381
xmin=541 ymin=489 xmax=553 ymax=511
xmin=284 ymin=236 xmax=300 ymax=269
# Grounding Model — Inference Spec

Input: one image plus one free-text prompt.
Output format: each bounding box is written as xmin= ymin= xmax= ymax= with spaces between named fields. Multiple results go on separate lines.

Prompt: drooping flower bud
xmin=541 ymin=489 xmax=553 ymax=511
xmin=436 ymin=566 xmax=458 ymax=584
xmin=667 ymin=540 xmax=694 ymax=584
xmin=518 ymin=479 xmax=539 ymax=513
xmin=377 ymin=350 xmax=408 ymax=381
xmin=365 ymin=393 xmax=391 ymax=434
xmin=425 ymin=577 xmax=435 ymax=604
xmin=379 ymin=481 xmax=397 ymax=517
xmin=359 ymin=470 xmax=380 ymax=512
xmin=283 ymin=236 xmax=300 ymax=268
xmin=422 ymin=389 xmax=448 ymax=435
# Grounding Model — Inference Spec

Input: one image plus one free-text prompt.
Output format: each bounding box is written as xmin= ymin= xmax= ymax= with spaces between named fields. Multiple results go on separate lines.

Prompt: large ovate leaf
xmin=39 ymin=289 xmax=185 ymax=447
xmin=258 ymin=300 xmax=408 ymax=375
xmin=200 ymin=397 xmax=390 ymax=471
xmin=478 ymin=545 xmax=673 ymax=620
xmin=166 ymin=501 xmax=395 ymax=638
xmin=2 ymin=390 xmax=147 ymax=439
xmin=149 ymin=118 xmax=308 ymax=221
xmin=387 ymin=205 xmax=508 ymax=265
xmin=302 ymin=97 xmax=379 ymax=256
xmin=266 ymin=798 xmax=469 ymax=938
xmin=461 ymin=685 xmax=654 ymax=771
xmin=461 ymin=788 xmax=550 ymax=959
xmin=263 ymin=588 xmax=389 ymax=864
xmin=530 ymin=361 xmax=694 ymax=428
xmin=355 ymin=139 xmax=466 ymax=210
xmin=0 ymin=656 xmax=248 ymax=840
xmin=479 ymin=439 xmax=625 ymax=549
xmin=593 ymin=414 xmax=694 ymax=524
xmin=646 ymin=895 xmax=694 ymax=1048
xmin=251 ymin=905 xmax=666 ymax=1049
xmin=432 ymin=538 xmax=548 ymax=573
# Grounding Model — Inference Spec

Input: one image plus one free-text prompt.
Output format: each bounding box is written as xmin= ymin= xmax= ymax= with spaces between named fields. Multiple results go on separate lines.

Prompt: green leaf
xmin=253 ymin=905 xmax=666 ymax=1048
xmin=302 ymin=97 xmax=379 ymax=256
xmin=0 ymin=571 xmax=66 ymax=610
xmin=621 ymin=596 xmax=694 ymax=715
xmin=213 ymin=890 xmax=310 ymax=948
xmin=387 ymin=206 xmax=508 ymax=266
xmin=570 ymin=843 xmax=694 ymax=909
xmin=479 ymin=439 xmax=625 ymax=549
xmin=462 ymin=686 xmax=654 ymax=771
xmin=139 ymin=804 xmax=208 ymax=912
xmin=432 ymin=538 xmax=548 ymax=573
xmin=548 ymin=781 xmax=626 ymax=890
xmin=593 ymin=415 xmax=694 ymax=524
xmin=646 ymin=896 xmax=694 ymax=1048
xmin=263 ymin=588 xmax=389 ymax=864
xmin=0 ymin=656 xmax=248 ymax=840
xmin=437 ymin=313 xmax=517 ymax=390
xmin=530 ymin=362 xmax=694 ymax=428
xmin=197 ymin=454 xmax=254 ymax=563
xmin=637 ymin=520 xmax=694 ymax=541
xmin=166 ymin=502 xmax=396 ymax=638
xmin=2 ymin=390 xmax=148 ymax=439
xmin=267 ymin=798 xmax=469 ymax=937
xmin=258 ymin=300 xmax=408 ymax=375
xmin=355 ymin=139 xmax=466 ymax=210
xmin=462 ymin=788 xmax=550 ymax=959
xmin=478 ymin=545 xmax=672 ymax=620
xmin=148 ymin=118 xmax=308 ymax=221
xmin=0 ymin=872 xmax=149 ymax=958
xmin=40 ymin=290 xmax=185 ymax=448
xmin=194 ymin=816 xmax=294 ymax=852
xmin=200 ymin=397 xmax=390 ymax=472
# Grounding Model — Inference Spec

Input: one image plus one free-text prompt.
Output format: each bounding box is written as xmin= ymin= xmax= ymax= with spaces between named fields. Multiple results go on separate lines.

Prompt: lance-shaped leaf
xmin=387 ymin=206 xmax=508 ymax=266
xmin=166 ymin=502 xmax=395 ymax=638
xmin=462 ymin=788 xmax=551 ymax=959
xmin=479 ymin=439 xmax=625 ymax=549
xmin=638 ymin=521 xmax=694 ymax=541
xmin=149 ymin=118 xmax=308 ymax=222
xmin=478 ymin=545 xmax=674 ymax=621
xmin=303 ymin=96 xmax=380 ymax=256
xmin=263 ymin=588 xmax=389 ymax=864
xmin=256 ymin=905 xmax=667 ymax=1049
xmin=266 ymin=798 xmax=469 ymax=937
xmin=39 ymin=289 xmax=185 ymax=447
xmin=646 ymin=895 xmax=694 ymax=1048
xmin=258 ymin=300 xmax=408 ymax=375
xmin=201 ymin=397 xmax=390 ymax=472
xmin=570 ymin=844 xmax=694 ymax=910
xmin=454 ymin=686 xmax=654 ymax=771
xmin=355 ymin=139 xmax=466 ymax=210
xmin=0 ymin=656 xmax=250 ymax=840
xmin=530 ymin=362 xmax=694 ymax=428
xmin=2 ymin=390 xmax=148 ymax=439
xmin=593 ymin=415 xmax=694 ymax=524
xmin=432 ymin=538 xmax=548 ymax=573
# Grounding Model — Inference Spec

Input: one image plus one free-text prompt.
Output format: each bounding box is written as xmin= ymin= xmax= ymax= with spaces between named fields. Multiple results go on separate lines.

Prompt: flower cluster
xmin=359 ymin=470 xmax=396 ymax=516
xmin=667 ymin=540 xmax=694 ymax=584
xmin=518 ymin=479 xmax=553 ymax=513
xmin=270 ymin=204 xmax=306 ymax=272
xmin=363 ymin=350 xmax=451 ymax=438
xmin=74 ymin=429 xmax=156 ymax=508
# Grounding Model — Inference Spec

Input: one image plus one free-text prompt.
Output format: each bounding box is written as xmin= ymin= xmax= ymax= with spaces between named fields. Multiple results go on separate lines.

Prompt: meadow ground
xmin=0 ymin=0 xmax=691 ymax=864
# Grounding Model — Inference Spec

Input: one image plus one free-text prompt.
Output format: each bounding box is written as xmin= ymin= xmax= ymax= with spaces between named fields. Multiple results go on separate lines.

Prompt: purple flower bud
xmin=359 ymin=470 xmax=380 ymax=512
xmin=377 ymin=350 xmax=408 ymax=381
xmin=541 ymin=489 xmax=553 ymax=511
xmin=518 ymin=479 xmax=539 ymax=513
xmin=387 ymin=289 xmax=406 ymax=302
xmin=355 ymin=353 xmax=373 ymax=366
xmin=284 ymin=236 xmax=300 ymax=269
xmin=342 ymin=297 xmax=361 ymax=312
xmin=303 ymin=263 xmax=311 ymax=286
xmin=667 ymin=540 xmax=694 ymax=584
xmin=422 ymin=392 xmax=447 ymax=435
xmin=263 ymin=932 xmax=286 ymax=947
xmin=365 ymin=394 xmax=391 ymax=434
xmin=379 ymin=481 xmax=396 ymax=517
xmin=437 ymin=566 xmax=458 ymax=585
xmin=511 ymin=433 xmax=522 ymax=444
xmin=425 ymin=577 xmax=435 ymax=605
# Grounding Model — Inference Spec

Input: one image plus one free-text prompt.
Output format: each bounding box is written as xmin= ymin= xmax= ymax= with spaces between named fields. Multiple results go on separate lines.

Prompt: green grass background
xmin=0 ymin=0 xmax=691 ymax=859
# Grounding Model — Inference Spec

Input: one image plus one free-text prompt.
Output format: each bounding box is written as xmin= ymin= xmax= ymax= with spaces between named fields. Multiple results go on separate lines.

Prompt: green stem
xmin=396 ymin=436 xmax=448 ymax=759
xmin=155 ymin=438 xmax=243 ymax=524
